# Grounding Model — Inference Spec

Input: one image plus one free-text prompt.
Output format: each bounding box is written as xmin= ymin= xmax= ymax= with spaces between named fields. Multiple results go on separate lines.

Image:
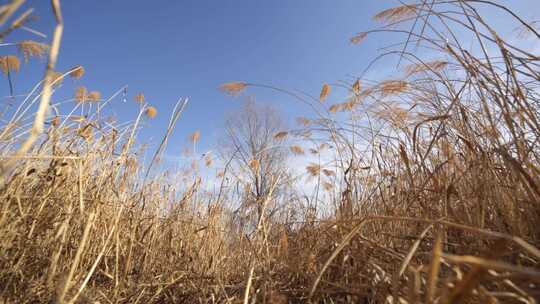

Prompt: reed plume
xmin=145 ymin=106 xmax=158 ymax=118
xmin=319 ymin=83 xmax=331 ymax=102
xmin=74 ymin=86 xmax=88 ymax=103
xmin=273 ymin=131 xmax=288 ymax=140
xmin=350 ymin=32 xmax=368 ymax=44
xmin=190 ymin=130 xmax=201 ymax=143
xmin=306 ymin=163 xmax=321 ymax=177
xmin=380 ymin=80 xmax=409 ymax=96
xmin=0 ymin=55 xmax=20 ymax=74
xmin=373 ymin=4 xmax=417 ymax=24
xmin=87 ymin=91 xmax=101 ymax=102
xmin=290 ymin=145 xmax=305 ymax=155
xmin=134 ymin=93 xmax=145 ymax=104
xmin=69 ymin=65 xmax=85 ymax=79
xmin=220 ymin=82 xmax=248 ymax=96
xmin=18 ymin=40 xmax=49 ymax=62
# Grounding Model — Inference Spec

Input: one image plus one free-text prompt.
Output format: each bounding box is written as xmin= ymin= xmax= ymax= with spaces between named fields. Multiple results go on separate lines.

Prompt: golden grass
xmin=1 ymin=1 xmax=539 ymax=303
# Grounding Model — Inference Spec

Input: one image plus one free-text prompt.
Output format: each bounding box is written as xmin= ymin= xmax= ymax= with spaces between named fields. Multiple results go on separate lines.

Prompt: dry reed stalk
xmin=426 ymin=232 xmax=443 ymax=303
xmin=56 ymin=211 xmax=96 ymax=303
xmin=10 ymin=0 xmax=62 ymax=157
xmin=0 ymin=0 xmax=25 ymax=27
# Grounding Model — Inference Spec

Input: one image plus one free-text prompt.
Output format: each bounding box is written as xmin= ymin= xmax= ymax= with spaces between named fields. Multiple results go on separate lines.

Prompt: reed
xmin=0 ymin=0 xmax=539 ymax=303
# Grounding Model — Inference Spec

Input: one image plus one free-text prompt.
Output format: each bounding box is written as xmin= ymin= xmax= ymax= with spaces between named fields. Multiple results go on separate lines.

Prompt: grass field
xmin=1 ymin=1 xmax=539 ymax=303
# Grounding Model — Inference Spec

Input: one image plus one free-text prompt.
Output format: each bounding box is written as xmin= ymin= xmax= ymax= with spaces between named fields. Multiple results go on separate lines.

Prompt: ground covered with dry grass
xmin=1 ymin=0 xmax=540 ymax=303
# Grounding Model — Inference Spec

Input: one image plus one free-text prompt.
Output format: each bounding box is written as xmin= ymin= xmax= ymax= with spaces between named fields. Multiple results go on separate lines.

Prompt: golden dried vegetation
xmin=0 ymin=1 xmax=539 ymax=304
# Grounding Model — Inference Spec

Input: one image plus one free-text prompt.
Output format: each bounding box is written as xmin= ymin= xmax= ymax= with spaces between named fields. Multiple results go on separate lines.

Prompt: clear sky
xmin=5 ymin=0 xmax=539 ymax=160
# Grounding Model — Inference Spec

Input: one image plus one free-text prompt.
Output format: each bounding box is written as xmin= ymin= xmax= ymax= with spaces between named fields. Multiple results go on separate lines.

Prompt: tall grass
xmin=1 ymin=0 xmax=539 ymax=303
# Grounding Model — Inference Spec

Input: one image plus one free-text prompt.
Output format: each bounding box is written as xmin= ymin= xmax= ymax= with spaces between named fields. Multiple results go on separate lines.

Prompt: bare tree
xmin=220 ymin=99 xmax=289 ymax=229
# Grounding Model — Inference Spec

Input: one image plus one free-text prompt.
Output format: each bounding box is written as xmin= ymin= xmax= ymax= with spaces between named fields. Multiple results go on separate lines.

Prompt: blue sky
xmin=4 ymin=0 xmax=539 ymax=159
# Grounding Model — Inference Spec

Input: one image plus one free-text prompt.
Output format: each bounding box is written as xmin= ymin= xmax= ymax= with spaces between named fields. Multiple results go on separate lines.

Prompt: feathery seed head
xmin=352 ymin=79 xmax=361 ymax=94
xmin=219 ymin=82 xmax=248 ymax=96
xmin=322 ymin=169 xmax=335 ymax=177
xmin=69 ymin=65 xmax=85 ymax=79
xmin=380 ymin=80 xmax=409 ymax=96
xmin=373 ymin=4 xmax=417 ymax=24
xmin=342 ymin=99 xmax=359 ymax=112
xmin=306 ymin=163 xmax=321 ymax=177
xmin=146 ymin=106 xmax=158 ymax=118
xmin=0 ymin=55 xmax=20 ymax=74
xmin=18 ymin=40 xmax=49 ymax=62
xmin=323 ymin=182 xmax=333 ymax=191
xmin=135 ymin=93 xmax=145 ymax=104
xmin=249 ymin=159 xmax=260 ymax=172
xmin=329 ymin=104 xmax=341 ymax=113
xmin=87 ymin=91 xmax=101 ymax=102
xmin=274 ymin=131 xmax=288 ymax=140
xmin=290 ymin=145 xmax=305 ymax=155
xmin=74 ymin=86 xmax=88 ymax=103
xmin=351 ymin=32 xmax=368 ymax=44
xmin=374 ymin=104 xmax=410 ymax=128
xmin=204 ymin=154 xmax=213 ymax=167
xmin=296 ymin=117 xmax=311 ymax=126
xmin=190 ymin=130 xmax=201 ymax=143
xmin=320 ymin=83 xmax=331 ymax=102
xmin=405 ymin=61 xmax=448 ymax=77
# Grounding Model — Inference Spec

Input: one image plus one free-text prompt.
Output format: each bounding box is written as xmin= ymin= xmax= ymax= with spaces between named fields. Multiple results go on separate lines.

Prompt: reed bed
xmin=0 ymin=0 xmax=539 ymax=303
